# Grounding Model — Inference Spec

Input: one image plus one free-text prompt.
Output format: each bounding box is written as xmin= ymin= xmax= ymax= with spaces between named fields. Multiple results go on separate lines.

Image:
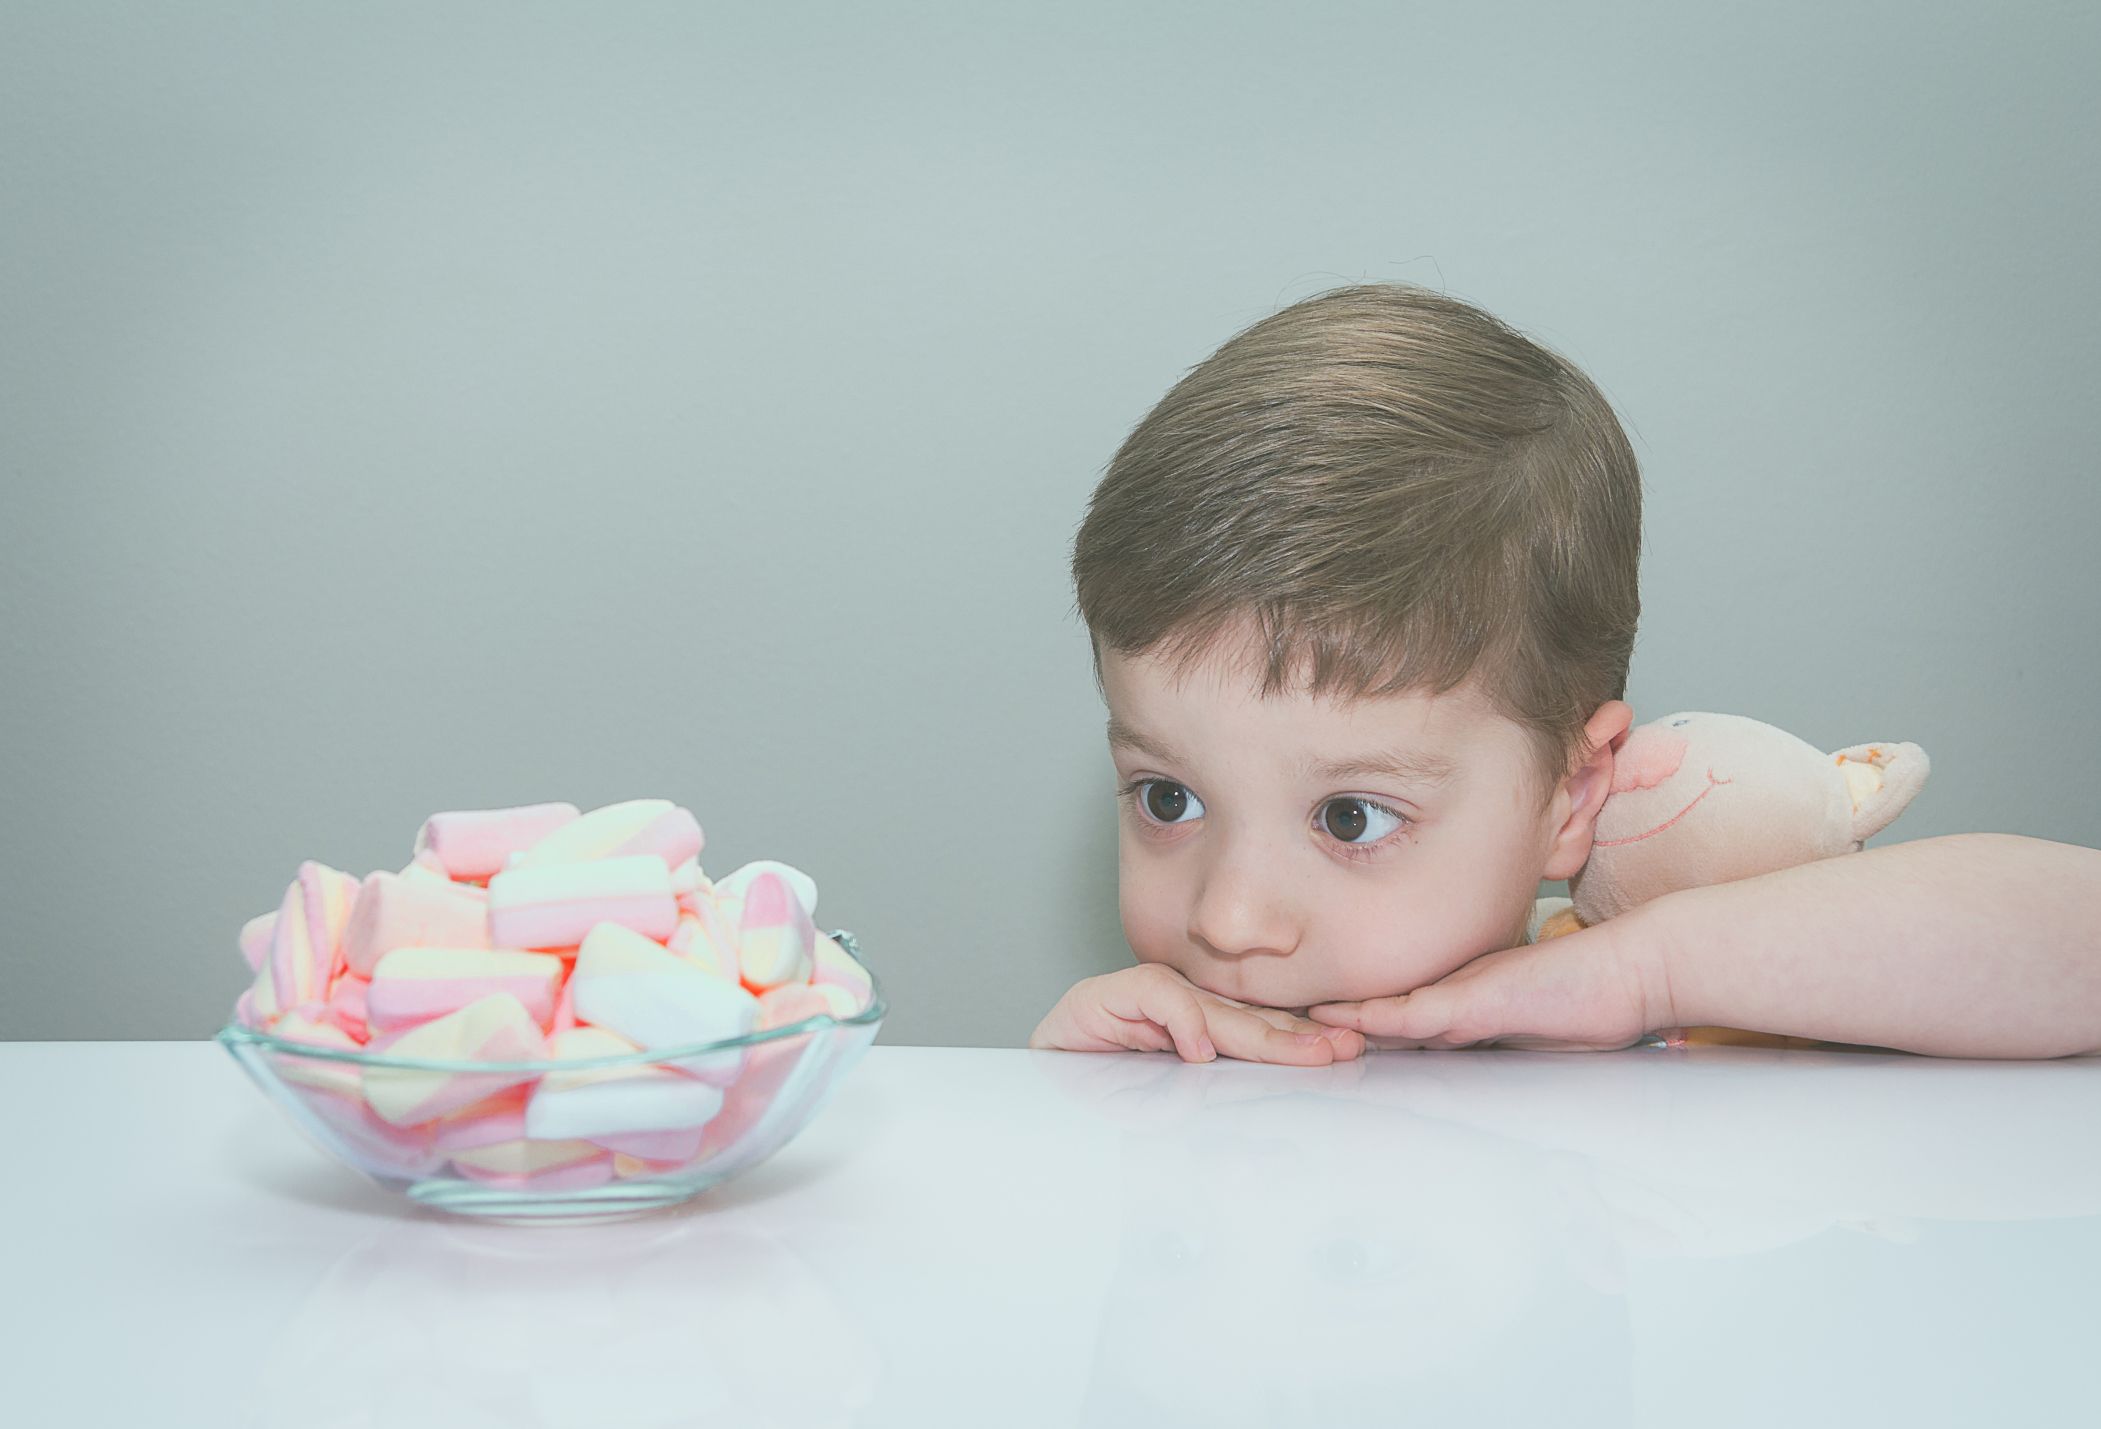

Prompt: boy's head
xmin=1073 ymin=283 xmax=1642 ymax=1009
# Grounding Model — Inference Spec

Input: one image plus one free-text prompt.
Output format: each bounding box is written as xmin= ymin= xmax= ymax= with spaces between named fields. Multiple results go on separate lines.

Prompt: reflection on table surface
xmin=245 ymin=1215 xmax=880 ymax=1427
xmin=1041 ymin=1047 xmax=2101 ymax=1423
xmin=204 ymin=1044 xmax=2099 ymax=1425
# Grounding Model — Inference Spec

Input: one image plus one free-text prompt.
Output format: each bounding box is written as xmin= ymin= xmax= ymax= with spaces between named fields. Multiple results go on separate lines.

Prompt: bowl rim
xmin=217 ymin=927 xmax=885 ymax=1074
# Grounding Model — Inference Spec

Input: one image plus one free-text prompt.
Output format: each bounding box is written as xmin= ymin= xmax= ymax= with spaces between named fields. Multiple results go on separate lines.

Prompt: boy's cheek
xmin=1320 ymin=905 xmax=1526 ymax=1000
xmin=1117 ymin=863 xmax=1214 ymax=987
xmin=1112 ymin=846 xmax=1533 ymax=1001
xmin=1117 ymin=876 xmax=1183 ymax=968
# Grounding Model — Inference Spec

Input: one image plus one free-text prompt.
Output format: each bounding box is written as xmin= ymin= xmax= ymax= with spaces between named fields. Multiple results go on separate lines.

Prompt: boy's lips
xmin=1186 ymin=961 xmax=1290 ymax=1010
xmin=1594 ymin=769 xmax=1732 ymax=847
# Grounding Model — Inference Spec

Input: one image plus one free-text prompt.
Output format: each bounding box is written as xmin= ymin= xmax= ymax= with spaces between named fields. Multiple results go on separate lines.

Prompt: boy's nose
xmin=1187 ymin=846 xmax=1300 ymax=959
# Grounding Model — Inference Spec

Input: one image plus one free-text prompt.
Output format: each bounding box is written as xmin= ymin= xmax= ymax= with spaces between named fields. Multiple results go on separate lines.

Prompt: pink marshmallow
xmin=810 ymin=934 xmax=874 ymax=1010
xmin=737 ymin=870 xmax=816 ymax=992
xmin=449 ymin=1137 xmax=613 ymax=1190
xmin=300 ymin=1088 xmax=444 ymax=1180
xmin=413 ymin=802 xmax=581 ymax=881
xmin=359 ymin=993 xmax=548 ymax=1126
xmin=401 ymin=856 xmax=489 ymax=899
xmin=696 ymin=1029 xmax=813 ymax=1161
xmin=365 ymin=947 xmax=567 ymax=1034
xmin=714 ymin=860 xmax=819 ymax=921
xmin=486 ymin=855 xmax=679 ymax=949
xmin=593 ymin=1124 xmax=708 ymax=1163
xmin=758 ymin=983 xmax=830 ymax=1031
xmin=507 ymin=799 xmax=705 ymax=871
xmin=667 ymin=896 xmax=743 ymax=985
xmin=324 ymin=972 xmax=371 ymax=1041
xmin=237 ymin=911 xmax=277 ymax=974
xmin=341 ymin=871 xmax=492 ymax=977
xmin=612 ymin=1152 xmax=693 ymax=1179
xmin=269 ymin=1010 xmax=363 ymax=1097
xmin=811 ymin=982 xmax=863 ymax=1020
xmin=430 ymin=1086 xmax=532 ymax=1154
xmin=252 ymin=862 xmax=362 ymax=1023
xmin=454 ymin=1155 xmax=617 ymax=1193
xmin=607 ymin=805 xmax=704 ymax=868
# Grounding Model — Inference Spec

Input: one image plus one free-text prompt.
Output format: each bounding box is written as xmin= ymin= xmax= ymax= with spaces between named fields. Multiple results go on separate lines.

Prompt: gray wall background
xmin=4 ymin=2 xmax=2096 ymax=1045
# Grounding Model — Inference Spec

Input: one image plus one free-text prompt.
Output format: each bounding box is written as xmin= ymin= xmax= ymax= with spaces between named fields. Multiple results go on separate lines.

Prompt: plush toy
xmin=1537 ymin=711 xmax=1930 ymax=1050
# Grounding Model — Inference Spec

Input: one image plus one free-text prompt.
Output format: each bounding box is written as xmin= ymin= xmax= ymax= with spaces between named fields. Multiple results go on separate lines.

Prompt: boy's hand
xmin=1305 ymin=914 xmax=1672 ymax=1052
xmin=1029 ymin=963 xmax=1367 ymax=1065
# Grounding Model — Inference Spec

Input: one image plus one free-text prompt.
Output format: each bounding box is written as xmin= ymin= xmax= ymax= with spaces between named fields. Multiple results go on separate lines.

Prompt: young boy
xmin=1030 ymin=283 xmax=2101 ymax=1065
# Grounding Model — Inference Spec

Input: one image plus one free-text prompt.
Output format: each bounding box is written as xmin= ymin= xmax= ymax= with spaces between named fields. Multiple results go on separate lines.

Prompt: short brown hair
xmin=1072 ymin=282 xmax=1642 ymax=802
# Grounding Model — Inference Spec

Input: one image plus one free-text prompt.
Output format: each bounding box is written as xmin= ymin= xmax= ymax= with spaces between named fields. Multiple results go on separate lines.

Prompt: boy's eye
xmin=1320 ymin=797 xmax=1404 ymax=844
xmin=1137 ymin=780 xmax=1204 ymax=824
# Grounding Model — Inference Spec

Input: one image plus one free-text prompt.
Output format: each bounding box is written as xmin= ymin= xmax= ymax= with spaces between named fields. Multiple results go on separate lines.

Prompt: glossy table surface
xmin=6 ymin=1040 xmax=2097 ymax=1425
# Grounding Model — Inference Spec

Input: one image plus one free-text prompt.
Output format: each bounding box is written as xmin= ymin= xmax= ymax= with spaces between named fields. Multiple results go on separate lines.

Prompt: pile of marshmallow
xmin=231 ymin=799 xmax=874 ymax=1188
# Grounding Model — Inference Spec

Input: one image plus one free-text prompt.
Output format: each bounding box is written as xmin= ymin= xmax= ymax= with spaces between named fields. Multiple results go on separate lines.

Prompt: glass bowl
xmin=218 ymin=929 xmax=884 ymax=1224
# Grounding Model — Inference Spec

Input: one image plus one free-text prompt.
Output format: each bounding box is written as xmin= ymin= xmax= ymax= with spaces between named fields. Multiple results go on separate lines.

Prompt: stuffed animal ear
xmin=1831 ymin=740 xmax=1930 ymax=844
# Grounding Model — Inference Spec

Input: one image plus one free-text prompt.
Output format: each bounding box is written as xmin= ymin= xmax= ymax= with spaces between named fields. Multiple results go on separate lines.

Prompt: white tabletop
xmin=6 ymin=1040 xmax=2098 ymax=1425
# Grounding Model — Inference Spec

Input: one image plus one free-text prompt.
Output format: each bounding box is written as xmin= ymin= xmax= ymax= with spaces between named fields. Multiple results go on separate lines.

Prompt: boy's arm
xmin=1639 ymin=832 xmax=2101 ymax=1059
xmin=1309 ymin=833 xmax=2101 ymax=1059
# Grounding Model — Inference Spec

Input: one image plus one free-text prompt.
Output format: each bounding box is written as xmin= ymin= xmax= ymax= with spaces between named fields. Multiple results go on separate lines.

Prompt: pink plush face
xmin=1099 ymin=639 xmax=1569 ymax=1011
xmin=1577 ymin=711 xmax=1855 ymax=920
xmin=1590 ymin=716 xmax=1712 ymax=851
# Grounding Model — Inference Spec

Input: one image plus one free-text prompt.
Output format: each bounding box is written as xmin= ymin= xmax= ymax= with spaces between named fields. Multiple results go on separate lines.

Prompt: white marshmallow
xmin=571 ymin=923 xmax=759 ymax=1084
xmin=525 ymin=1028 xmax=726 ymax=1144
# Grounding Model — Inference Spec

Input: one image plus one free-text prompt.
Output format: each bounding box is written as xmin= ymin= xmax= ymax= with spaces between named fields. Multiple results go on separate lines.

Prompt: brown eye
xmin=1141 ymin=781 xmax=1201 ymax=823
xmin=1322 ymin=799 xmax=1368 ymax=840
xmin=1321 ymin=798 xmax=1404 ymax=845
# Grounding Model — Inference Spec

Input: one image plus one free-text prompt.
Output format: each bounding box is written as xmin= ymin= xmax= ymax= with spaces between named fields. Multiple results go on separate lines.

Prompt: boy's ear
xmin=1569 ymin=700 xmax=1636 ymax=821
xmin=1542 ymin=701 xmax=1634 ymax=881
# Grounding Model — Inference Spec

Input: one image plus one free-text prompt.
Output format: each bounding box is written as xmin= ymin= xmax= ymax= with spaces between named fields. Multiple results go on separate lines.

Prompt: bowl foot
xmin=406 ymin=1176 xmax=711 ymax=1224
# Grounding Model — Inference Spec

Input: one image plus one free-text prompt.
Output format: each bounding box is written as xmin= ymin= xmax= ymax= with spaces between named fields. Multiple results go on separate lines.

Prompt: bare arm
xmin=1638 ymin=832 xmax=2101 ymax=1058
xmin=1309 ymin=832 xmax=2101 ymax=1061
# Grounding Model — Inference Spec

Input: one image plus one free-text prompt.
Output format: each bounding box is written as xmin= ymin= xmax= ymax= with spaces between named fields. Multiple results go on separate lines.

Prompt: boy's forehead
xmin=1100 ymin=642 xmax=1508 ymax=769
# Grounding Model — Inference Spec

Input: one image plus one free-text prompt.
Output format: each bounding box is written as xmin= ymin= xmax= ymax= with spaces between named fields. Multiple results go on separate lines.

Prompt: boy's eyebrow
xmin=1107 ymin=716 xmax=1458 ymax=786
xmin=1305 ymin=747 xmax=1459 ymax=786
xmin=1106 ymin=716 xmax=1186 ymax=767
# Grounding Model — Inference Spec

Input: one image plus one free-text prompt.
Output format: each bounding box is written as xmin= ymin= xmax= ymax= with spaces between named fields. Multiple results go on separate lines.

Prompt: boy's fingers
xmin=1204 ymin=1003 xmax=1348 ymax=1065
xmin=1310 ymin=993 xmax=1457 ymax=1043
xmin=1237 ymin=1002 xmax=1306 ymax=1032
xmin=1098 ymin=970 xmax=1216 ymax=1062
xmin=1111 ymin=1021 xmax=1176 ymax=1054
xmin=1313 ymin=1025 xmax=1366 ymax=1057
xmin=1239 ymin=1002 xmax=1366 ymax=1058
